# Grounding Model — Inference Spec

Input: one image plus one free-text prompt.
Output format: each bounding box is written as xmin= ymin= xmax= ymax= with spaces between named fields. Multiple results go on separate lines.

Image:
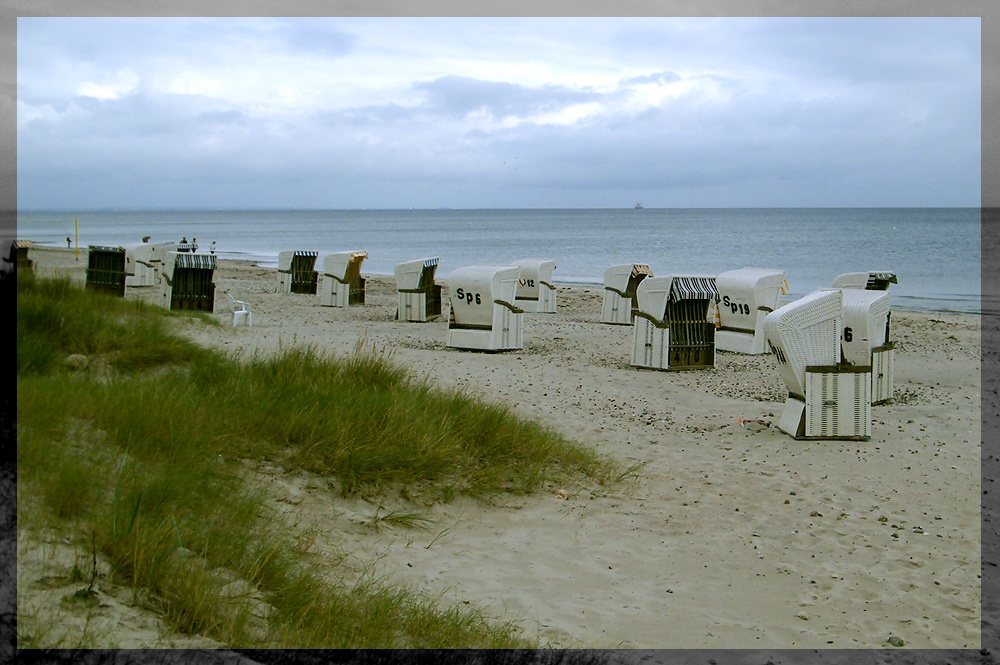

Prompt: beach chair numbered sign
xmin=159 ymin=251 xmax=217 ymax=312
xmin=321 ymin=250 xmax=368 ymax=307
xmin=85 ymin=245 xmax=127 ymax=297
xmin=513 ymin=259 xmax=557 ymax=313
xmin=840 ymin=288 xmax=894 ymax=405
xmin=446 ymin=265 xmax=524 ymax=351
xmin=832 ymin=270 xmax=897 ymax=291
xmin=715 ymin=267 xmax=787 ymax=354
xmin=601 ymin=263 xmax=653 ymax=325
xmin=124 ymin=242 xmax=157 ymax=287
xmin=278 ymin=250 xmax=320 ymax=294
xmin=631 ymin=276 xmax=718 ymax=371
xmin=764 ymin=289 xmax=872 ymax=440
xmin=395 ymin=257 xmax=442 ymax=321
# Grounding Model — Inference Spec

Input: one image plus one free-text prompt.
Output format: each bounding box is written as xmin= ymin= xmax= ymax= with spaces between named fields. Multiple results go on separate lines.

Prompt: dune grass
xmin=15 ymin=272 xmax=627 ymax=649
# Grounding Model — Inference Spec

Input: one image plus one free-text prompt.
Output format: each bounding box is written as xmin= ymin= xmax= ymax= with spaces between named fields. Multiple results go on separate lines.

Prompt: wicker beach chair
xmin=513 ymin=259 xmax=558 ymax=313
xmin=395 ymin=257 xmax=442 ymax=322
xmin=601 ymin=263 xmax=653 ymax=325
xmin=446 ymin=264 xmax=524 ymax=351
xmin=159 ymin=251 xmax=217 ymax=312
xmin=278 ymin=250 xmax=320 ymax=294
xmin=321 ymin=250 xmax=367 ymax=307
xmin=764 ymin=289 xmax=872 ymax=440
xmin=715 ymin=267 xmax=787 ymax=354
xmin=631 ymin=275 xmax=718 ymax=371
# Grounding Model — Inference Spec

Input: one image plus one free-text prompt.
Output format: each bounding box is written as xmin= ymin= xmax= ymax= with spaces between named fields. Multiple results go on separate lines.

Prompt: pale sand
xmin=20 ymin=247 xmax=983 ymax=652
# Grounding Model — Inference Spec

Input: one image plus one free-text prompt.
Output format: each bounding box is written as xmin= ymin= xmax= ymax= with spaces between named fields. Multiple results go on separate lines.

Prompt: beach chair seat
xmin=513 ymin=259 xmax=557 ymax=313
xmin=446 ymin=264 xmax=523 ymax=351
xmin=840 ymin=288 xmax=893 ymax=404
xmin=278 ymin=250 xmax=319 ymax=294
xmin=321 ymin=250 xmax=368 ymax=307
xmin=395 ymin=257 xmax=442 ymax=321
xmin=832 ymin=271 xmax=897 ymax=291
xmin=159 ymin=251 xmax=217 ymax=312
xmin=631 ymin=275 xmax=718 ymax=370
xmin=764 ymin=289 xmax=872 ymax=440
xmin=715 ymin=267 xmax=787 ymax=354
xmin=85 ymin=245 xmax=127 ymax=297
xmin=601 ymin=263 xmax=653 ymax=324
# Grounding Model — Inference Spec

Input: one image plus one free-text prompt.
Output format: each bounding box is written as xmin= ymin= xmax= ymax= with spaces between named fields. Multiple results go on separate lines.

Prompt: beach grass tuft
xmin=16 ymin=275 xmax=624 ymax=648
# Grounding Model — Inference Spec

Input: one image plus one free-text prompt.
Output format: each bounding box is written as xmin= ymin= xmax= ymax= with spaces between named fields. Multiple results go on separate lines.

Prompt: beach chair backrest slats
xmin=85 ymin=245 xmax=127 ymax=297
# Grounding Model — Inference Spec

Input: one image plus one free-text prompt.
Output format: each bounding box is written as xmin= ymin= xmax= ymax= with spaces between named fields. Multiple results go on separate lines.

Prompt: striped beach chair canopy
xmin=174 ymin=253 xmax=217 ymax=270
xmin=669 ymin=275 xmax=718 ymax=302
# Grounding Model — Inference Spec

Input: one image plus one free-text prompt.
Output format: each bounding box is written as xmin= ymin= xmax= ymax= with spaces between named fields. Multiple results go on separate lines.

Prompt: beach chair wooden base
xmin=631 ymin=318 xmax=715 ymax=370
xmin=515 ymin=285 xmax=557 ymax=313
xmin=778 ymin=367 xmax=872 ymax=440
xmin=601 ymin=291 xmax=634 ymax=325
xmin=447 ymin=305 xmax=523 ymax=351
xmin=398 ymin=286 xmax=443 ymax=322
xmin=872 ymin=345 xmax=894 ymax=405
xmin=321 ymin=276 xmax=366 ymax=307
xmin=716 ymin=321 xmax=769 ymax=355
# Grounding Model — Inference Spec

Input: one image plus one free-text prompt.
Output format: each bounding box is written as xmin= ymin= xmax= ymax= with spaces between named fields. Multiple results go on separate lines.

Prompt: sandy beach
xmin=18 ymin=246 xmax=983 ymax=653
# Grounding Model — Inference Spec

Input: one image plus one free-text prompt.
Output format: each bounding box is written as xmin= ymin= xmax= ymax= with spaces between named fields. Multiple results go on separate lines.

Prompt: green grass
xmin=16 ymin=273 xmax=628 ymax=649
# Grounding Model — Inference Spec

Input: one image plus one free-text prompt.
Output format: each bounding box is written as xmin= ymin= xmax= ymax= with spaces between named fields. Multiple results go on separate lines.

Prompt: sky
xmin=15 ymin=15 xmax=983 ymax=210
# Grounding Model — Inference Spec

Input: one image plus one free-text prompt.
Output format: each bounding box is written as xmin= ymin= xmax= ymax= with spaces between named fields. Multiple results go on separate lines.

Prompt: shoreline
xmin=25 ymin=246 xmax=983 ymax=317
xmin=18 ymin=245 xmax=983 ymax=650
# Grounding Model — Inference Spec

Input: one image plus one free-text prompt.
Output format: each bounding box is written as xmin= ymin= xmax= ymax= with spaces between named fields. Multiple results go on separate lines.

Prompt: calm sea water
xmin=16 ymin=207 xmax=983 ymax=314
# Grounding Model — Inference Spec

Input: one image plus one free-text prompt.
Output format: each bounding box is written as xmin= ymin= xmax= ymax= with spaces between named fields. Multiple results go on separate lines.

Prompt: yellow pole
xmin=74 ymin=217 xmax=79 ymax=261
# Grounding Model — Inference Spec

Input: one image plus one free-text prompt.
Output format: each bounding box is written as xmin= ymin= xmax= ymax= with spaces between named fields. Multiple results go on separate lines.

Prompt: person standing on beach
xmin=66 ymin=237 xmax=71 ymax=249
xmin=210 ymin=241 xmax=216 ymax=254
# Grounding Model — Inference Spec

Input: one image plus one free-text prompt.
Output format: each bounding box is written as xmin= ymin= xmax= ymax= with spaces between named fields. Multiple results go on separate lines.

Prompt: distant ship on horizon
xmin=634 ymin=201 xmax=644 ymax=209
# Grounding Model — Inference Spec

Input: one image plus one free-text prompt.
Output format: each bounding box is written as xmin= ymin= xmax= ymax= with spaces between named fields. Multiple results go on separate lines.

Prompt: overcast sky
xmin=15 ymin=16 xmax=982 ymax=210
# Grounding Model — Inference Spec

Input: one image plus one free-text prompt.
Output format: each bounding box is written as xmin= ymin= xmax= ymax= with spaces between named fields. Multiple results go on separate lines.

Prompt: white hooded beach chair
xmin=832 ymin=271 xmax=897 ymax=291
xmin=601 ymin=263 xmax=653 ymax=325
xmin=715 ymin=268 xmax=787 ymax=354
xmin=321 ymin=250 xmax=368 ymax=307
xmin=764 ymin=289 xmax=871 ymax=440
xmin=159 ymin=251 xmax=217 ymax=312
xmin=840 ymin=288 xmax=894 ymax=405
xmin=278 ymin=250 xmax=320 ymax=294
xmin=395 ymin=257 xmax=442 ymax=321
xmin=124 ymin=242 xmax=157 ymax=287
xmin=446 ymin=265 xmax=524 ymax=351
xmin=631 ymin=276 xmax=718 ymax=370
xmin=513 ymin=259 xmax=557 ymax=313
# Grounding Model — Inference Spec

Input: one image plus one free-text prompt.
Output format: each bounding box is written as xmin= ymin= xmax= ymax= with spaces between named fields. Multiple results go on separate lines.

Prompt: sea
xmin=15 ymin=207 xmax=985 ymax=315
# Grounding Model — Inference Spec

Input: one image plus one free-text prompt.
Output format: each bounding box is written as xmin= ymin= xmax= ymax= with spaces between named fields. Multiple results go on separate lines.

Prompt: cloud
xmin=15 ymin=16 xmax=982 ymax=209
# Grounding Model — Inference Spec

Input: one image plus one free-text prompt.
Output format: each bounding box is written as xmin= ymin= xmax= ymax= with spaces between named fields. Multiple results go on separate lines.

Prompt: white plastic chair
xmin=227 ymin=293 xmax=252 ymax=327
